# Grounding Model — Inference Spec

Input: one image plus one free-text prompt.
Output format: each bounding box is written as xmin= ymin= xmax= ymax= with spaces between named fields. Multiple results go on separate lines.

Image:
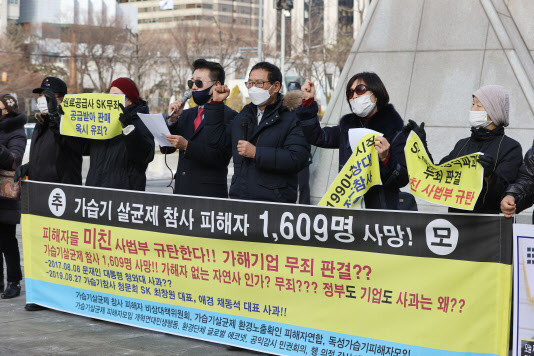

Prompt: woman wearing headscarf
xmin=0 ymin=94 xmax=26 ymax=299
xmin=85 ymin=78 xmax=154 ymax=191
xmin=295 ymin=73 xmax=408 ymax=210
xmin=405 ymin=85 xmax=522 ymax=214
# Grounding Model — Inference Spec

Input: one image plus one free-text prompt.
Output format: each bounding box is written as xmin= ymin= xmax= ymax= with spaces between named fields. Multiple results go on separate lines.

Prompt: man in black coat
xmin=204 ymin=62 xmax=310 ymax=203
xmin=502 ymin=144 xmax=534 ymax=217
xmin=14 ymin=77 xmax=79 ymax=311
xmin=16 ymin=77 xmax=82 ymax=185
xmin=163 ymin=59 xmax=236 ymax=198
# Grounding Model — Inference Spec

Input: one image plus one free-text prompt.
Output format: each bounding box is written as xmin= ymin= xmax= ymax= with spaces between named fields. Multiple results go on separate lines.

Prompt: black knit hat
xmin=0 ymin=94 xmax=18 ymax=114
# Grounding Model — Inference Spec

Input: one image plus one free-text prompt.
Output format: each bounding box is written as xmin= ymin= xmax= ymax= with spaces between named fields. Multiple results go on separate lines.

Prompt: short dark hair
xmin=250 ymin=62 xmax=283 ymax=87
xmin=346 ymin=72 xmax=389 ymax=109
xmin=192 ymin=59 xmax=225 ymax=85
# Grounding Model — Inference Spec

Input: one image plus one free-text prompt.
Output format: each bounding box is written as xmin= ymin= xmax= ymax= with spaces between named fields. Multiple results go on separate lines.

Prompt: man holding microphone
xmin=164 ymin=59 xmax=237 ymax=198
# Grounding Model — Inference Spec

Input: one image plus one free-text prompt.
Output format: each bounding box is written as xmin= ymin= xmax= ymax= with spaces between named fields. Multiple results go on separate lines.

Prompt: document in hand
xmin=137 ymin=113 xmax=173 ymax=147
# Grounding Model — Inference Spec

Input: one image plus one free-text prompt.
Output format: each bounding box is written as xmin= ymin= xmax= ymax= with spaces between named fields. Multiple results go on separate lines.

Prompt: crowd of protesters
xmin=1 ymin=58 xmax=534 ymax=307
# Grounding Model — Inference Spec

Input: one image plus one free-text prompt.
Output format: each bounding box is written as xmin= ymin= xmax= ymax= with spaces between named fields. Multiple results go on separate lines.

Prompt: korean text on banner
xmin=60 ymin=93 xmax=124 ymax=140
xmin=22 ymin=181 xmax=512 ymax=356
xmin=318 ymin=131 xmax=382 ymax=208
xmin=404 ymin=132 xmax=484 ymax=210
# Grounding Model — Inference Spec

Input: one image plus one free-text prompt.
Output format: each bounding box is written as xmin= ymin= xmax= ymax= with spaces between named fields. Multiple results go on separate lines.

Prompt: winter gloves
xmin=118 ymin=103 xmax=133 ymax=128
xmin=402 ymin=119 xmax=433 ymax=163
xmin=14 ymin=163 xmax=29 ymax=181
xmin=478 ymin=154 xmax=496 ymax=177
xmin=43 ymin=89 xmax=59 ymax=116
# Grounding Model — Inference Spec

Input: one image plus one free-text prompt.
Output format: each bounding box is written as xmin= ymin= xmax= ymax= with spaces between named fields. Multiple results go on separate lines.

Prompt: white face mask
xmin=37 ymin=96 xmax=48 ymax=114
xmin=469 ymin=110 xmax=491 ymax=128
xmin=350 ymin=94 xmax=376 ymax=117
xmin=248 ymin=84 xmax=274 ymax=106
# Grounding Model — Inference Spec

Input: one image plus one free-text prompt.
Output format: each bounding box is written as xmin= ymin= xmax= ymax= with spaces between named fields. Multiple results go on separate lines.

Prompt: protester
xmin=163 ymin=59 xmax=236 ymax=198
xmin=14 ymin=77 xmax=84 ymax=310
xmin=501 ymin=146 xmax=534 ymax=217
xmin=0 ymin=94 xmax=27 ymax=299
xmin=285 ymin=82 xmax=312 ymax=204
xmin=406 ymin=85 xmax=522 ymax=214
xmin=204 ymin=62 xmax=310 ymax=203
xmin=15 ymin=77 xmax=82 ymax=185
xmin=84 ymin=78 xmax=154 ymax=191
xmin=295 ymin=73 xmax=408 ymax=209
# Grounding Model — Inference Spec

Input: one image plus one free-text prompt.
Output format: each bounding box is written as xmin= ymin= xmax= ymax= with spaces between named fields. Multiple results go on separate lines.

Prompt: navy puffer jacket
xmin=205 ymin=94 xmax=310 ymax=203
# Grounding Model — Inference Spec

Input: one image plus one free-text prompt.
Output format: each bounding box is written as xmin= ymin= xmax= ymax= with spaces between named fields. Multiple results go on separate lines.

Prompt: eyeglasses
xmin=245 ymin=80 xmax=272 ymax=88
xmin=187 ymin=79 xmax=215 ymax=89
xmin=348 ymin=84 xmax=368 ymax=97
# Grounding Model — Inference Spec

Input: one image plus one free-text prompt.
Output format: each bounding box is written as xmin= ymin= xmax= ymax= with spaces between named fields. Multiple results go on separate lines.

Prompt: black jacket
xmin=502 ymin=142 xmax=534 ymax=214
xmin=295 ymin=102 xmax=408 ymax=210
xmin=29 ymin=114 xmax=83 ymax=185
xmin=0 ymin=113 xmax=26 ymax=225
xmin=85 ymin=100 xmax=154 ymax=191
xmin=439 ymin=126 xmax=522 ymax=214
xmin=205 ymin=95 xmax=310 ymax=203
xmin=161 ymin=105 xmax=236 ymax=198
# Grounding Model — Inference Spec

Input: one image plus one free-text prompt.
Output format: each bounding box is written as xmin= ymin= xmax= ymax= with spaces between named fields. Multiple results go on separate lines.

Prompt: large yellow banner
xmin=405 ymin=132 xmax=484 ymax=210
xmin=319 ymin=132 xmax=382 ymax=208
xmin=60 ymin=93 xmax=124 ymax=139
xmin=22 ymin=181 xmax=512 ymax=356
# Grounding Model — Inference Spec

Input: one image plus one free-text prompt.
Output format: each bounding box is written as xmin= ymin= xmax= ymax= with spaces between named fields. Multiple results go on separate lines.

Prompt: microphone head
xmin=183 ymin=91 xmax=192 ymax=100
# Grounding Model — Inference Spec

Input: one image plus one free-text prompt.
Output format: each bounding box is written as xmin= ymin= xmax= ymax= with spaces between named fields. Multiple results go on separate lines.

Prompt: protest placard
xmin=318 ymin=131 xmax=382 ymax=208
xmin=22 ymin=181 xmax=512 ymax=355
xmin=60 ymin=93 xmax=124 ymax=139
xmin=404 ymin=132 xmax=484 ymax=210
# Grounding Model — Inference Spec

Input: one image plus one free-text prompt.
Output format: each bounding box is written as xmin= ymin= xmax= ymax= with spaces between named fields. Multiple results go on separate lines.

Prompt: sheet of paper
xmin=348 ymin=128 xmax=383 ymax=151
xmin=137 ymin=113 xmax=173 ymax=147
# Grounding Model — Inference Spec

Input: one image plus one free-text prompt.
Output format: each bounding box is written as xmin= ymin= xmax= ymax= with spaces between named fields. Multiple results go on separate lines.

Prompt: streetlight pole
xmin=280 ymin=9 xmax=285 ymax=83
xmin=258 ymin=0 xmax=263 ymax=62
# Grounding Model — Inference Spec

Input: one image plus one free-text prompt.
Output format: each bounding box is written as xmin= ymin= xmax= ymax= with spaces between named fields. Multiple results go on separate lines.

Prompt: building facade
xmin=263 ymin=0 xmax=370 ymax=53
xmin=117 ymin=0 xmax=259 ymax=33
xmin=0 ymin=0 xmax=20 ymax=34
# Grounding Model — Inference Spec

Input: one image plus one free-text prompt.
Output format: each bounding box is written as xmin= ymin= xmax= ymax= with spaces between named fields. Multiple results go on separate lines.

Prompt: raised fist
xmin=301 ymin=80 xmax=315 ymax=100
xmin=212 ymin=84 xmax=230 ymax=102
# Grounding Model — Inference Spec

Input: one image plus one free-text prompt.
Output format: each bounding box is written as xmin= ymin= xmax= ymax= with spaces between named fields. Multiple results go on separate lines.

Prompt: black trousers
xmin=0 ymin=224 xmax=21 ymax=283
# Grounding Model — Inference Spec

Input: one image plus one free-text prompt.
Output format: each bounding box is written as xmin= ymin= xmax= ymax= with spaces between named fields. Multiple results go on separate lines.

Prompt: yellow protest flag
xmin=59 ymin=93 xmax=125 ymax=139
xmin=318 ymin=132 xmax=382 ymax=208
xmin=404 ymin=131 xmax=484 ymax=210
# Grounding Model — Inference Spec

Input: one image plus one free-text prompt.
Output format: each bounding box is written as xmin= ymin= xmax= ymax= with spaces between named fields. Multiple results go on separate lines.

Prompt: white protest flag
xmin=522 ymin=238 xmax=534 ymax=304
xmin=160 ymin=0 xmax=173 ymax=10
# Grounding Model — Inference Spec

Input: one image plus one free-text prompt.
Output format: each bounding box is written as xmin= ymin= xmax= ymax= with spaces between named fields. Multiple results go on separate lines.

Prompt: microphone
xmin=241 ymin=117 xmax=248 ymax=141
xmin=169 ymin=91 xmax=191 ymax=117
xmin=181 ymin=90 xmax=192 ymax=104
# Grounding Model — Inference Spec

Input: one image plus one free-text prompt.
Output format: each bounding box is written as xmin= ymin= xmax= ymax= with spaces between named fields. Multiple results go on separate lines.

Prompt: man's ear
xmin=273 ymin=81 xmax=281 ymax=93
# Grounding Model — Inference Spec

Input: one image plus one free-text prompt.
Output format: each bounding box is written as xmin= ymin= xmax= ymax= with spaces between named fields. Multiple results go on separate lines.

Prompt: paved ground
xmin=0 ymin=182 xmax=263 ymax=356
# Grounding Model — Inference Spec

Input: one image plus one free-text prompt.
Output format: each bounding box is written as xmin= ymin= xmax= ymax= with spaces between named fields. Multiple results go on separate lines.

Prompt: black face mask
xmin=192 ymin=84 xmax=214 ymax=106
